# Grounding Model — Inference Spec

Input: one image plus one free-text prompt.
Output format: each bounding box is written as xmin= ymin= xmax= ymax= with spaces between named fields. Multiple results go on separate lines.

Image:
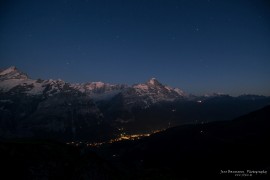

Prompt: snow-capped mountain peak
xmin=128 ymin=78 xmax=186 ymax=105
xmin=0 ymin=66 xmax=28 ymax=80
xmin=133 ymin=78 xmax=166 ymax=90
xmin=147 ymin=78 xmax=162 ymax=86
xmin=0 ymin=67 xmax=70 ymax=95
xmin=0 ymin=66 xmax=17 ymax=76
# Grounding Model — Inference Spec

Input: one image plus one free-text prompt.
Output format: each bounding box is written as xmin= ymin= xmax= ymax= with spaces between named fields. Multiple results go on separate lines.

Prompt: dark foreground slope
xmin=0 ymin=140 xmax=120 ymax=180
xmin=100 ymin=105 xmax=270 ymax=179
xmin=0 ymin=106 xmax=269 ymax=180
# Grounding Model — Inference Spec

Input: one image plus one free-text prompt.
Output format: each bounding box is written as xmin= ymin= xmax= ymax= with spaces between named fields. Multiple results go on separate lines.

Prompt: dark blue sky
xmin=1 ymin=0 xmax=270 ymax=95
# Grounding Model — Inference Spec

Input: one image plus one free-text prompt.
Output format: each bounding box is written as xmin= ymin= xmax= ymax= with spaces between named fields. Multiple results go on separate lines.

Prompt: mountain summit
xmin=147 ymin=78 xmax=161 ymax=86
xmin=0 ymin=66 xmax=28 ymax=80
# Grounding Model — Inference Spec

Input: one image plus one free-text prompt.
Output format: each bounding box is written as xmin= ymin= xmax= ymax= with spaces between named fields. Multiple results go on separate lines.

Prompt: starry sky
xmin=0 ymin=0 xmax=270 ymax=96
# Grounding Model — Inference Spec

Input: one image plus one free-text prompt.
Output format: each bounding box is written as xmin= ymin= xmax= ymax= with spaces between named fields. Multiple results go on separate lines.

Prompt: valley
xmin=1 ymin=67 xmax=269 ymax=142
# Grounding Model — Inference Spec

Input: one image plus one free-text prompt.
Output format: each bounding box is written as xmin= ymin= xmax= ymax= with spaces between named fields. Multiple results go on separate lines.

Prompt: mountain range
xmin=0 ymin=66 xmax=270 ymax=142
xmin=0 ymin=66 xmax=184 ymax=102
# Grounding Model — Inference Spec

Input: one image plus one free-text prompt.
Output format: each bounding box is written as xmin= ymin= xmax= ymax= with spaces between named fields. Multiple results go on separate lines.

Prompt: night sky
xmin=1 ymin=0 xmax=270 ymax=96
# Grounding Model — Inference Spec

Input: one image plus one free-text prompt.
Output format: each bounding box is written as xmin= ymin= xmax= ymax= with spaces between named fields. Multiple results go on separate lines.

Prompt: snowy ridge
xmin=0 ymin=66 xmax=28 ymax=80
xmin=133 ymin=78 xmax=185 ymax=97
xmin=0 ymin=67 xmax=186 ymax=103
xmin=124 ymin=78 xmax=186 ymax=105
xmin=71 ymin=81 xmax=127 ymax=96
xmin=0 ymin=66 xmax=17 ymax=76
xmin=148 ymin=77 xmax=159 ymax=85
xmin=0 ymin=67 xmax=70 ymax=95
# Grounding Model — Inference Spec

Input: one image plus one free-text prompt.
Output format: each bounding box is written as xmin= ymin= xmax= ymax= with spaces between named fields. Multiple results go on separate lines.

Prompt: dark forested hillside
xmin=98 ymin=105 xmax=270 ymax=179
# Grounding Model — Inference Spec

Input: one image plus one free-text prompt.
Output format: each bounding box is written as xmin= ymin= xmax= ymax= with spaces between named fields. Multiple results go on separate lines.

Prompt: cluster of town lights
xmin=66 ymin=129 xmax=165 ymax=147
